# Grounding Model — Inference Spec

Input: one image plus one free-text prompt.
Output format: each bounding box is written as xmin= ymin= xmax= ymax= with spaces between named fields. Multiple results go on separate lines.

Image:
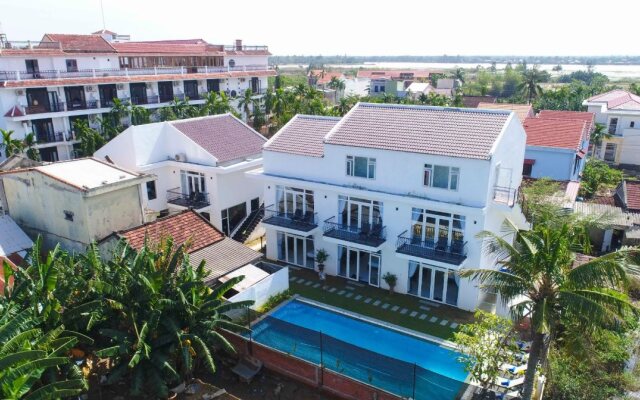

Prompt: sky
xmin=0 ymin=0 xmax=638 ymax=56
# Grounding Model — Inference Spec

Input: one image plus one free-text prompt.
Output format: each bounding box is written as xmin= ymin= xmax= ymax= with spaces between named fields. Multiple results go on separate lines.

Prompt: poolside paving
xmin=409 ymin=311 xmax=418 ymax=317
xmin=345 ymin=292 xmax=353 ymax=298
xmin=440 ymin=320 xmax=449 ymax=326
xmin=364 ymin=298 xmax=372 ymax=304
xmin=373 ymin=300 xmax=381 ymax=306
xmin=391 ymin=305 xmax=400 ymax=312
xmin=354 ymin=295 xmax=363 ymax=300
xmin=430 ymin=317 xmax=439 ymax=323
xmin=400 ymin=308 xmax=408 ymax=315
xmin=419 ymin=314 xmax=428 ymax=320
xmin=450 ymin=322 xmax=459 ymax=329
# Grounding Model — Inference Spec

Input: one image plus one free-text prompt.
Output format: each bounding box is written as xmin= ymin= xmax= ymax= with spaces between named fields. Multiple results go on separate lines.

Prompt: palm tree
xmin=590 ymin=123 xmax=610 ymax=156
xmin=0 ymin=129 xmax=25 ymax=158
xmin=201 ymin=91 xmax=232 ymax=116
xmin=461 ymin=221 xmax=638 ymax=400
xmin=452 ymin=67 xmax=466 ymax=84
xmin=519 ymin=68 xmax=544 ymax=104
xmin=130 ymin=104 xmax=150 ymax=125
xmin=327 ymin=76 xmax=346 ymax=103
xmin=73 ymin=120 xmax=105 ymax=157
xmin=23 ymin=133 xmax=40 ymax=161
xmin=237 ymin=88 xmax=255 ymax=122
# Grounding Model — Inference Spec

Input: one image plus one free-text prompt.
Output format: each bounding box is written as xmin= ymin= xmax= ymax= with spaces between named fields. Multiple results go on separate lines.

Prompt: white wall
xmin=226 ymin=266 xmax=289 ymax=309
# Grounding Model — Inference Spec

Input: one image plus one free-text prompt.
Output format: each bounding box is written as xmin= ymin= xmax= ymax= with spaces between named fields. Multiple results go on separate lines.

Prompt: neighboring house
xmin=521 ymin=116 xmax=590 ymax=181
xmin=99 ymin=209 xmax=263 ymax=284
xmin=0 ymin=213 xmax=33 ymax=263
xmin=308 ymin=70 xmax=345 ymax=89
xmin=358 ymin=70 xmax=435 ymax=98
xmin=614 ymin=180 xmax=640 ymax=212
xmin=0 ymin=158 xmax=151 ymax=252
xmin=583 ymin=90 xmax=640 ymax=165
xmin=476 ymin=102 xmax=534 ymax=123
xmin=405 ymin=82 xmax=434 ymax=100
xmin=462 ymin=96 xmax=496 ymax=108
xmin=0 ymin=31 xmax=274 ymax=162
xmin=94 ymin=114 xmax=266 ymax=241
xmin=0 ymin=154 xmax=42 ymax=213
xmin=573 ymin=201 xmax=640 ymax=252
xmin=251 ymin=103 xmax=528 ymax=313
xmin=434 ymin=78 xmax=459 ymax=97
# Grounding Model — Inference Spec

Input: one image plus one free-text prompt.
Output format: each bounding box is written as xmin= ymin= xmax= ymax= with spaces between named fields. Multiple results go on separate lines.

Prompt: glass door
xmin=187 ymin=173 xmax=205 ymax=197
xmin=369 ymin=254 xmax=380 ymax=286
xmin=433 ymin=269 xmax=446 ymax=302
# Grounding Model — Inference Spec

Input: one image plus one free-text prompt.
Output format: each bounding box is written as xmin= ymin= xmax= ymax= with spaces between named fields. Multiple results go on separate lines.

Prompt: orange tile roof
xmin=309 ymin=70 xmax=344 ymax=85
xmin=537 ymin=110 xmax=595 ymax=133
xmin=523 ymin=118 xmax=586 ymax=150
xmin=117 ymin=210 xmax=224 ymax=252
xmin=42 ymin=33 xmax=116 ymax=53
xmin=356 ymin=70 xmax=434 ymax=80
xmin=622 ymin=181 xmax=640 ymax=212
xmin=477 ymin=102 xmax=534 ymax=122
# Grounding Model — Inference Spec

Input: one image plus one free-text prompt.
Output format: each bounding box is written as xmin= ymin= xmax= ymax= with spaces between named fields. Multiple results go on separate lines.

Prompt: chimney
xmin=235 ymin=39 xmax=243 ymax=51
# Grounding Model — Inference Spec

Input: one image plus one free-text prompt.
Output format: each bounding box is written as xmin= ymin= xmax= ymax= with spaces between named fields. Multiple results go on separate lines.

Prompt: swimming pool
xmin=249 ymin=299 xmax=468 ymax=400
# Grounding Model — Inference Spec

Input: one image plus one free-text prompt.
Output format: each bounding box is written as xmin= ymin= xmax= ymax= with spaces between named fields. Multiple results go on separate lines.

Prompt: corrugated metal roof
xmin=573 ymin=201 xmax=640 ymax=227
xmin=0 ymin=214 xmax=33 ymax=257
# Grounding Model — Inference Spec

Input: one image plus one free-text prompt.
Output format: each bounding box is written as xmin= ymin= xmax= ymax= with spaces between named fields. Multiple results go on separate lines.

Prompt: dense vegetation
xmin=0 ymin=238 xmax=250 ymax=398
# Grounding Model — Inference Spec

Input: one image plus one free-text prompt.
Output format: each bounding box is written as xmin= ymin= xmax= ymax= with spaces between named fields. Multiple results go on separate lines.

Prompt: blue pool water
xmin=249 ymin=299 xmax=468 ymax=400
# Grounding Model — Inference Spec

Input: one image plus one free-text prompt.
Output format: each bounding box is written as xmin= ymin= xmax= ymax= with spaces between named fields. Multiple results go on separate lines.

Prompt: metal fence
xmin=248 ymin=315 xmax=471 ymax=400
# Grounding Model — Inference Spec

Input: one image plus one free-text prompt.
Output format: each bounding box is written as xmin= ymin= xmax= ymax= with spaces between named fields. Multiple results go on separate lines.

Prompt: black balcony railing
xmin=166 ymin=188 xmax=210 ymax=209
xmin=262 ymin=205 xmax=318 ymax=232
xmin=147 ymin=95 xmax=160 ymax=104
xmin=35 ymin=131 xmax=65 ymax=144
xmin=323 ymin=216 xmax=386 ymax=248
xmin=24 ymin=102 xmax=65 ymax=115
xmin=396 ymin=231 xmax=467 ymax=266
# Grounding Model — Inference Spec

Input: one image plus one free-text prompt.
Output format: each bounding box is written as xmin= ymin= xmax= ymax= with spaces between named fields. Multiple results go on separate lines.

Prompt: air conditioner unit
xmin=174 ymin=153 xmax=187 ymax=162
xmin=14 ymin=89 xmax=25 ymax=96
xmin=116 ymin=84 xmax=125 ymax=90
xmin=86 ymin=86 xmax=96 ymax=92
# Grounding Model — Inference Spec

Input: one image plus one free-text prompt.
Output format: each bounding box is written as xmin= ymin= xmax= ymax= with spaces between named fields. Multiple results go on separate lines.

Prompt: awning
xmin=219 ymin=264 xmax=269 ymax=293
xmin=577 ymin=150 xmax=586 ymax=159
xmin=524 ymin=159 xmax=536 ymax=165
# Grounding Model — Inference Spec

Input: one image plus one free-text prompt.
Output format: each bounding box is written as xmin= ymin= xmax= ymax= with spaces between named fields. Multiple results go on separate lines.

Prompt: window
xmin=338 ymin=195 xmax=383 ymax=227
xmin=277 ymin=231 xmax=315 ymax=268
xmin=228 ymin=59 xmax=236 ymax=68
xmin=604 ymin=142 xmax=617 ymax=162
xmin=608 ymin=118 xmax=618 ymax=135
xmin=522 ymin=163 xmax=533 ymax=177
xmin=221 ymin=203 xmax=247 ymax=236
xmin=337 ymin=246 xmax=380 ymax=286
xmin=374 ymin=86 xmax=379 ymax=93
xmin=631 ymin=121 xmax=636 ymax=128
xmin=64 ymin=210 xmax=74 ymax=221
xmin=65 ymin=59 xmax=78 ymax=72
xmin=573 ymin=155 xmax=581 ymax=175
xmin=346 ymin=156 xmax=376 ymax=179
xmin=276 ymin=186 xmax=314 ymax=216
xmin=411 ymin=207 xmax=465 ymax=246
xmin=380 ymin=86 xmax=385 ymax=92
xmin=146 ymin=181 xmax=157 ymax=200
xmin=424 ymin=164 xmax=459 ymax=190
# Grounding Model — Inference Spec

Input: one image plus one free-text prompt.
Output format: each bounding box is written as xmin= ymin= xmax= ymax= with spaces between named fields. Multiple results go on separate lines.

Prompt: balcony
xmin=322 ymin=216 xmax=386 ymax=248
xmin=493 ymin=186 xmax=517 ymax=207
xmin=24 ymin=102 xmax=65 ymax=115
xmin=166 ymin=188 xmax=210 ymax=209
xmin=35 ymin=131 xmax=66 ymax=144
xmin=262 ymin=205 xmax=318 ymax=233
xmin=0 ymin=65 xmax=274 ymax=82
xmin=396 ymin=232 xmax=467 ymax=266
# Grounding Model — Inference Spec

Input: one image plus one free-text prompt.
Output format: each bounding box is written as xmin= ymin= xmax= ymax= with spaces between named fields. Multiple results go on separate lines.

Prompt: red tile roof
xmin=477 ymin=102 xmax=534 ymax=122
xmin=4 ymin=106 xmax=24 ymax=117
xmin=523 ymin=118 xmax=587 ymax=150
xmin=586 ymin=90 xmax=640 ymax=111
xmin=537 ymin=110 xmax=595 ymax=133
xmin=42 ymin=34 xmax=116 ymax=53
xmin=324 ymin=103 xmax=512 ymax=160
xmin=356 ymin=70 xmax=434 ymax=80
xmin=170 ymin=114 xmax=266 ymax=163
xmin=309 ymin=70 xmax=344 ymax=85
xmin=265 ymin=115 xmax=341 ymax=157
xmin=621 ymin=181 xmax=640 ymax=212
xmin=117 ymin=210 xmax=224 ymax=252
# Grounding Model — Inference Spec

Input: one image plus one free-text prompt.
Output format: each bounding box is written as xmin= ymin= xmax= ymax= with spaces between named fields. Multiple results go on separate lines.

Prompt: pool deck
xmin=288 ymin=267 xmax=475 ymax=341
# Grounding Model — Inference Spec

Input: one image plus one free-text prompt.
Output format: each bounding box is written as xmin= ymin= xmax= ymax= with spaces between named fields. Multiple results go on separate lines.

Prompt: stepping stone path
xmin=364 ymin=298 xmax=372 ymax=303
xmin=354 ymin=295 xmax=362 ymax=300
xmin=345 ymin=286 xmax=355 ymax=290
xmin=312 ymin=283 xmax=321 ymax=288
xmin=382 ymin=303 xmax=390 ymax=309
xmin=429 ymin=316 xmax=438 ymax=323
xmin=419 ymin=306 xmax=431 ymax=311
xmin=440 ymin=320 xmax=449 ymax=326
xmin=329 ymin=287 xmax=337 ymax=293
xmin=337 ymin=290 xmax=346 ymax=295
xmin=345 ymin=292 xmax=353 ymax=298
xmin=305 ymin=281 xmax=313 ymax=286
xmin=400 ymin=308 xmax=408 ymax=315
xmin=391 ymin=305 xmax=400 ymax=312
xmin=409 ymin=311 xmax=418 ymax=317
xmin=450 ymin=322 xmax=459 ymax=329
xmin=296 ymin=278 xmax=306 ymax=284
xmin=419 ymin=314 xmax=428 ymax=320
xmin=373 ymin=300 xmax=381 ymax=306
xmin=289 ymin=276 xmax=296 ymax=281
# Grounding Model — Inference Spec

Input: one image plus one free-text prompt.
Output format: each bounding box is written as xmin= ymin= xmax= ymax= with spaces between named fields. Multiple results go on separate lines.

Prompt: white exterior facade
xmin=251 ymin=107 xmax=528 ymax=312
xmin=0 ymin=34 xmax=273 ymax=162
xmin=94 ymin=118 xmax=265 ymax=238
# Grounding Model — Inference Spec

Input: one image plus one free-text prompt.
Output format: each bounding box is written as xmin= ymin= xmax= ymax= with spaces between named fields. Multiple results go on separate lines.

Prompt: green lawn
xmin=288 ymin=267 xmax=474 ymax=341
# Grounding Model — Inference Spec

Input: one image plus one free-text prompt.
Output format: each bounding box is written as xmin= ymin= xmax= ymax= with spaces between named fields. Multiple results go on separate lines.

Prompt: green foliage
xmin=0 ymin=129 xmax=26 ymax=158
xmin=73 ymin=119 xmax=106 ymax=156
xmin=169 ymin=97 xmax=199 ymax=120
xmin=454 ymin=311 xmax=517 ymax=392
xmin=259 ymin=290 xmax=292 ymax=313
xmin=521 ymin=178 xmax=564 ymax=224
xmin=382 ymin=272 xmax=397 ymax=289
xmin=533 ymin=80 xmax=610 ymax=112
xmin=315 ymin=249 xmax=329 ymax=264
xmin=23 ymin=133 xmax=40 ymax=161
xmin=557 ymin=70 xmax=609 ymax=85
xmin=579 ymin=159 xmax=623 ymax=198
xmin=519 ymin=67 xmax=546 ymax=103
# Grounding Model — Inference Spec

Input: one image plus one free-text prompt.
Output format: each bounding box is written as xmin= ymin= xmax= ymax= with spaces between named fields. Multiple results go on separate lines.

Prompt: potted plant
xmin=315 ymin=249 xmax=328 ymax=280
xmin=382 ymin=272 xmax=397 ymax=294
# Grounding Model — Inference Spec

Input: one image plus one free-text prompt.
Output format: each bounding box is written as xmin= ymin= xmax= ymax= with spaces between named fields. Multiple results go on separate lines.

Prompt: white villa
xmin=0 ymin=30 xmax=274 ymax=162
xmin=94 ymin=114 xmax=266 ymax=241
xmin=250 ymin=103 xmax=528 ymax=312
xmin=583 ymin=89 xmax=640 ymax=165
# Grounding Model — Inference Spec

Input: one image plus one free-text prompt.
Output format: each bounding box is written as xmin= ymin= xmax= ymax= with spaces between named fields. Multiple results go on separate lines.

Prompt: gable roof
xmin=0 ymin=214 xmax=33 ymax=257
xmin=42 ymin=34 xmax=116 ymax=53
xmin=586 ymin=90 xmax=640 ymax=111
xmin=356 ymin=70 xmax=434 ymax=80
xmin=537 ymin=110 xmax=595 ymax=133
xmin=477 ymin=102 xmax=534 ymax=122
xmin=189 ymin=238 xmax=263 ymax=283
xmin=462 ymin=96 xmax=496 ymax=108
xmin=115 ymin=210 xmax=225 ymax=252
xmin=523 ymin=117 xmax=586 ymax=151
xmin=309 ymin=70 xmax=344 ymax=85
xmin=324 ymin=102 xmax=512 ymax=160
xmin=264 ymin=115 xmax=341 ymax=157
xmin=615 ymin=180 xmax=640 ymax=212
xmin=170 ymin=115 xmax=266 ymax=163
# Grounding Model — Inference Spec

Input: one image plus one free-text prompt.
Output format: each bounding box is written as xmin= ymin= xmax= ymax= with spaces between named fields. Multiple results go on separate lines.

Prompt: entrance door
xmin=186 ymin=173 xmax=205 ymax=197
xmin=349 ymin=202 xmax=371 ymax=229
xmin=433 ymin=269 xmax=446 ymax=302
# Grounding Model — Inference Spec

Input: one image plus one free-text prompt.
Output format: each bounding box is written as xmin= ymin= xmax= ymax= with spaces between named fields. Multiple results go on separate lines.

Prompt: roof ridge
xmin=359 ymin=101 xmax=513 ymax=115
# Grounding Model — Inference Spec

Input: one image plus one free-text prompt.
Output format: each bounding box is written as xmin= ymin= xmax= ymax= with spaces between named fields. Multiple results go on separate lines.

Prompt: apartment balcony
xmin=35 ymin=131 xmax=68 ymax=144
xmin=67 ymin=100 xmax=99 ymax=111
xmin=493 ymin=186 xmax=517 ymax=207
xmin=396 ymin=231 xmax=467 ymax=266
xmin=322 ymin=216 xmax=386 ymax=248
xmin=24 ymin=102 xmax=65 ymax=115
xmin=262 ymin=205 xmax=318 ymax=233
xmin=0 ymin=65 xmax=275 ymax=83
xmin=166 ymin=188 xmax=210 ymax=209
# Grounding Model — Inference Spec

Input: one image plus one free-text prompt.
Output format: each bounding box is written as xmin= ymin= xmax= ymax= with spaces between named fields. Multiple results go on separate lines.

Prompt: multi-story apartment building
xmin=583 ymin=90 xmax=640 ymax=165
xmin=251 ymin=103 xmax=528 ymax=312
xmin=0 ymin=31 xmax=274 ymax=162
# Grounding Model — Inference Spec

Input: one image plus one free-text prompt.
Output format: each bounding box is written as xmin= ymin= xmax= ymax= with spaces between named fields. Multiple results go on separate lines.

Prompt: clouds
xmin=0 ymin=0 xmax=638 ymax=56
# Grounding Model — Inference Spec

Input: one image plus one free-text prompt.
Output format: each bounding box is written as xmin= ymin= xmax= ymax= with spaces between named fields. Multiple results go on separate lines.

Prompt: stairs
xmin=232 ymin=204 xmax=264 ymax=243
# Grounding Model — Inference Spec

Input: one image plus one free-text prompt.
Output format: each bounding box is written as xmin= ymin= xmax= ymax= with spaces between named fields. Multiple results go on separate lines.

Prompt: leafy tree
xmin=130 ymin=104 xmax=151 ymax=125
xmin=579 ymin=159 xmax=623 ymax=198
xmin=158 ymin=106 xmax=177 ymax=121
xmin=23 ymin=132 xmax=40 ymax=161
xmin=201 ymin=91 xmax=232 ymax=116
xmin=519 ymin=67 xmax=545 ymax=103
xmin=461 ymin=221 xmax=638 ymax=400
xmin=237 ymin=88 xmax=256 ymax=122
xmin=630 ymin=82 xmax=640 ymax=96
xmin=521 ymin=178 xmax=563 ymax=223
xmin=0 ymin=129 xmax=25 ymax=158
xmin=170 ymin=97 xmax=199 ymax=120
xmin=73 ymin=119 xmax=105 ymax=156
xmin=589 ymin=123 xmax=610 ymax=155
xmin=552 ymin=64 xmax=563 ymax=72
xmin=454 ymin=311 xmax=517 ymax=397
xmin=327 ymin=76 xmax=346 ymax=102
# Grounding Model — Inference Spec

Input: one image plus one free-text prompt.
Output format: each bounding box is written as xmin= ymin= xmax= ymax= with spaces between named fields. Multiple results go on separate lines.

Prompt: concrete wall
xmin=525 ymin=147 xmax=578 ymax=181
xmin=226 ymin=267 xmax=289 ymax=309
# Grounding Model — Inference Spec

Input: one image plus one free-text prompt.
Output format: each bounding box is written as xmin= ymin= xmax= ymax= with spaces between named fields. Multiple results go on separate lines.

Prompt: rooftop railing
xmin=0 ymin=40 xmax=62 ymax=51
xmin=223 ymin=45 xmax=269 ymax=52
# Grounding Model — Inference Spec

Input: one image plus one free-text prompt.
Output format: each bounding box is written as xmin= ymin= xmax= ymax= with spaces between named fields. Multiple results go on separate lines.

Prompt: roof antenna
xmin=100 ymin=0 xmax=106 ymax=31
